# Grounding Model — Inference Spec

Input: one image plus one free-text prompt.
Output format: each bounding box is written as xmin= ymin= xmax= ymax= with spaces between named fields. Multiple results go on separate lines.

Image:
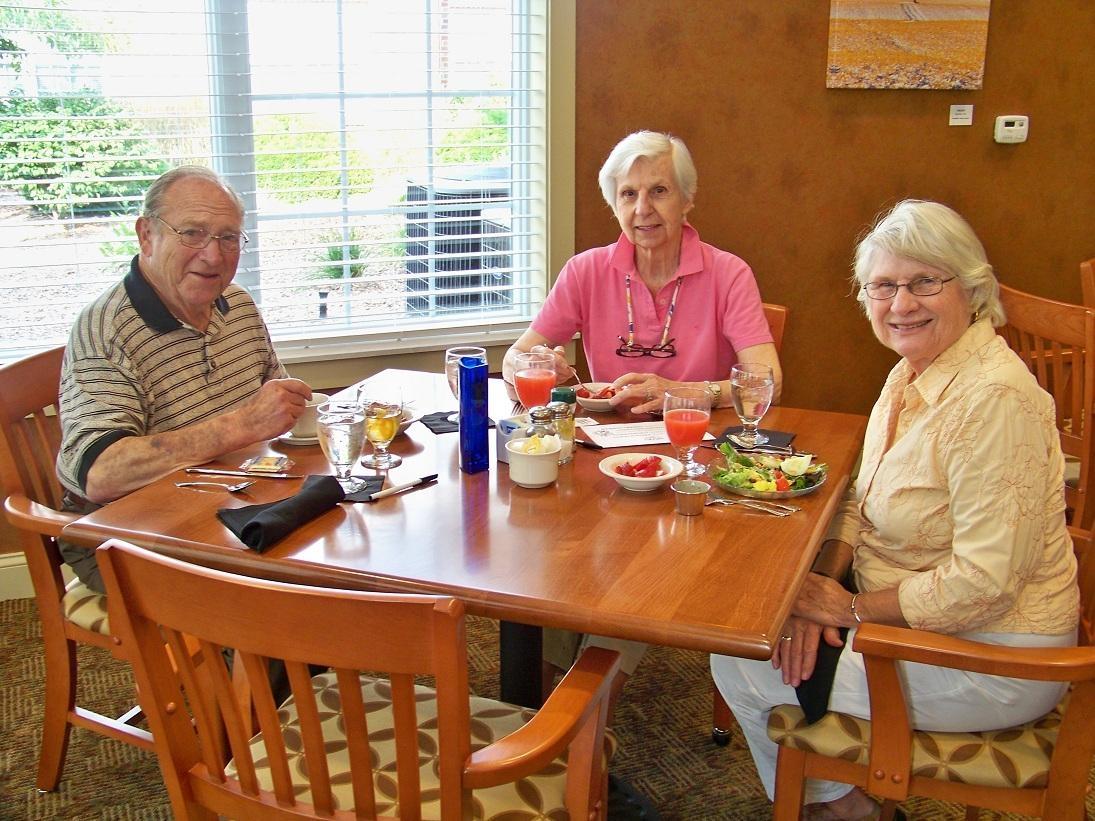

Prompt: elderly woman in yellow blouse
xmin=711 ymin=200 xmax=1080 ymax=821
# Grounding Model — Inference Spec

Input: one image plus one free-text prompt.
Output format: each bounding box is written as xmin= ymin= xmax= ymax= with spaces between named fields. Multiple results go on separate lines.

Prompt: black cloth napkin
xmin=420 ymin=411 xmax=495 ymax=435
xmin=217 ymin=475 xmax=345 ymax=553
xmin=714 ymin=426 xmax=795 ymax=450
xmin=793 ymin=573 xmax=857 ymax=724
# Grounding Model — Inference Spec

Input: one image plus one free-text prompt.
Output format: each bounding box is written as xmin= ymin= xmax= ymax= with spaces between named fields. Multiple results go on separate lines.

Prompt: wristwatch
xmin=704 ymin=380 xmax=722 ymax=407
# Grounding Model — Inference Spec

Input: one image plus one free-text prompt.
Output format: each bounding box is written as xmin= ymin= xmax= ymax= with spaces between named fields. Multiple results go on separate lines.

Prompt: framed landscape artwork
xmin=827 ymin=0 xmax=992 ymax=89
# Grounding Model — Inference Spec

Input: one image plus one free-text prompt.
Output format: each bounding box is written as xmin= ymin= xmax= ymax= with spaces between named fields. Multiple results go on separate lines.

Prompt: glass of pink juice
xmin=663 ymin=387 xmax=711 ymax=476
xmin=513 ymin=351 xmax=556 ymax=409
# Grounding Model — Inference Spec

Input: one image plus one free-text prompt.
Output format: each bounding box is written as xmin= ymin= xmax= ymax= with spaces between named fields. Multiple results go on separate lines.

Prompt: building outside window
xmin=0 ymin=0 xmax=553 ymax=363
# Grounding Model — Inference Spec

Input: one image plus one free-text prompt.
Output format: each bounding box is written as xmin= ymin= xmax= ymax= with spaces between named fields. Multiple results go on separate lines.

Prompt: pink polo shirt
xmin=531 ymin=225 xmax=773 ymax=382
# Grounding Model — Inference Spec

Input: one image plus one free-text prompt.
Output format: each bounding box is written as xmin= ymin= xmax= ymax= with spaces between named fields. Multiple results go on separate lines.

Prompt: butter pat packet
xmin=240 ymin=455 xmax=294 ymax=473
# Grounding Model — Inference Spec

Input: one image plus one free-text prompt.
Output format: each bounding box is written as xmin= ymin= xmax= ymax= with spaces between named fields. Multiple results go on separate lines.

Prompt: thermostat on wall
xmin=994 ymin=115 xmax=1029 ymax=144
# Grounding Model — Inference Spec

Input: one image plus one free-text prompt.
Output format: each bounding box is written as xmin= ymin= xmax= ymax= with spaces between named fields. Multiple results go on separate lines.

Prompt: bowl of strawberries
xmin=598 ymin=452 xmax=683 ymax=492
xmin=575 ymin=382 xmax=618 ymax=412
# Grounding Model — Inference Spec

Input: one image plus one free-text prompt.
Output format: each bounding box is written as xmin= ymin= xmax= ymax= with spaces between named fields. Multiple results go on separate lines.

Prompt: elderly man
xmin=57 ymin=166 xmax=311 ymax=591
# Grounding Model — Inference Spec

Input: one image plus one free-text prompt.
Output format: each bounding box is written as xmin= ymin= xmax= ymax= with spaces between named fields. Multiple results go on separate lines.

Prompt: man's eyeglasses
xmin=153 ymin=215 xmax=249 ymax=254
xmin=862 ymin=275 xmax=956 ymax=300
xmin=616 ymin=337 xmax=677 ymax=358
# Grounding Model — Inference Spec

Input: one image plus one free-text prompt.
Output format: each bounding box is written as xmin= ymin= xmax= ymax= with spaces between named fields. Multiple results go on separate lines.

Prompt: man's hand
xmin=228 ymin=377 xmax=311 ymax=441
xmin=771 ymin=615 xmax=844 ymax=687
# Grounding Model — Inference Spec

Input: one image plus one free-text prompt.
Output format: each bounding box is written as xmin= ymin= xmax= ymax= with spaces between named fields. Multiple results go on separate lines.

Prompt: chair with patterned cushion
xmin=98 ymin=538 xmax=621 ymax=820
xmin=711 ymin=303 xmax=789 ymax=746
xmin=765 ymin=528 xmax=1095 ymax=821
xmin=0 ymin=346 xmax=154 ymax=791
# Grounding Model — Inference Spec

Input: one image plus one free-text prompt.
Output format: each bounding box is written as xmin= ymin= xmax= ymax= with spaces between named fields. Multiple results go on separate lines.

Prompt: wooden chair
xmin=97 ymin=539 xmax=622 ymax=820
xmin=762 ymin=302 xmax=788 ymax=354
xmin=1080 ymin=257 xmax=1095 ymax=308
xmin=711 ymin=303 xmax=789 ymax=746
xmin=766 ymin=527 xmax=1095 ymax=820
xmin=998 ymin=284 xmax=1095 ymax=534
xmin=761 ymin=291 xmax=1095 ymax=818
xmin=0 ymin=346 xmax=154 ymax=791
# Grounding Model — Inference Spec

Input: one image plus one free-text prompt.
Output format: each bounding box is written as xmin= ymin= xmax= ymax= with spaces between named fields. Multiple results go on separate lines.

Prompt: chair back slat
xmin=98 ymin=540 xmax=472 ymax=819
xmin=999 ymin=285 xmax=1095 ymax=533
xmin=238 ymin=651 xmax=292 ymax=802
xmin=1071 ymin=529 xmax=1095 ymax=647
xmin=335 ymin=666 xmax=378 ymax=818
xmin=289 ymin=658 xmax=337 ymax=815
xmin=0 ymin=346 xmax=66 ymax=510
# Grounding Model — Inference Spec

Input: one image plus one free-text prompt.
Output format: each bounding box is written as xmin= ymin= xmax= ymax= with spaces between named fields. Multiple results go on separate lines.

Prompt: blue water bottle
xmin=458 ymin=355 xmax=489 ymax=474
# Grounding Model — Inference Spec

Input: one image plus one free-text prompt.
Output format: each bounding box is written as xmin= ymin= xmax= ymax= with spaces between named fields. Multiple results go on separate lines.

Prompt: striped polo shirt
xmin=57 ymin=256 xmax=286 ymax=495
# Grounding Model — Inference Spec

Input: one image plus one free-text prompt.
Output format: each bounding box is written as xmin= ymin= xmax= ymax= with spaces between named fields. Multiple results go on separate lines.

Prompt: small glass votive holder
xmin=671 ymin=479 xmax=710 ymax=516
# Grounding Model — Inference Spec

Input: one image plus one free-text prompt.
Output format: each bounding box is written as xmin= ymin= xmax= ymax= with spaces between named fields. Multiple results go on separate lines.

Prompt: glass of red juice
xmin=513 ymin=351 xmax=556 ymax=409
xmin=663 ymin=387 xmax=711 ymax=477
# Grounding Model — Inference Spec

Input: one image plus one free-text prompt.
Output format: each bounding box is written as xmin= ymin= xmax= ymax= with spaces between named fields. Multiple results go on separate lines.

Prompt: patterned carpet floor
xmin=1 ymin=597 xmax=1091 ymax=819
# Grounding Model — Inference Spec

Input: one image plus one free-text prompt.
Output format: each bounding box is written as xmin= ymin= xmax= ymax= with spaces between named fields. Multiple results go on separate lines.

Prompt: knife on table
xmin=369 ymin=474 xmax=439 ymax=500
xmin=184 ymin=468 xmax=304 ymax=479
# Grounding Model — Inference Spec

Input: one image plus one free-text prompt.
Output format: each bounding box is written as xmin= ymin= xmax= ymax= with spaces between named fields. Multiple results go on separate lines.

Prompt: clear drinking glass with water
xmin=317 ymin=401 xmax=367 ymax=493
xmin=443 ymin=346 xmax=487 ymax=424
xmin=729 ymin=363 xmax=775 ymax=448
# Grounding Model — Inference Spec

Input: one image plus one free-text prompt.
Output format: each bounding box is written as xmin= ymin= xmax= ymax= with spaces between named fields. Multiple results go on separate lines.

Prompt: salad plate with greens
xmin=708 ymin=442 xmax=828 ymax=500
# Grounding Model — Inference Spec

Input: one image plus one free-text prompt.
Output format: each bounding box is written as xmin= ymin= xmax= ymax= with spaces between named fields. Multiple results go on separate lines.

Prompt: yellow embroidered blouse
xmin=827 ymin=320 xmax=1079 ymax=635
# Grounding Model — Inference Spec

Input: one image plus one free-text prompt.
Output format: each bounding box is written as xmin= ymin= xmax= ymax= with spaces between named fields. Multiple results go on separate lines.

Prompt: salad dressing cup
xmin=671 ymin=479 xmax=709 ymax=515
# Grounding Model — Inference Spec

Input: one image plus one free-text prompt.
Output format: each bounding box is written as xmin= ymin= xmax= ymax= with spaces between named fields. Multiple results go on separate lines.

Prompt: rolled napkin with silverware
xmin=217 ymin=475 xmax=347 ymax=553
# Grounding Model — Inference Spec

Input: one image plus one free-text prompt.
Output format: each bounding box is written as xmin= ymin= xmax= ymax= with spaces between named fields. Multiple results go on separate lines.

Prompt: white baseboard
xmin=0 ymin=552 xmax=75 ymax=600
xmin=0 ymin=552 xmax=34 ymax=600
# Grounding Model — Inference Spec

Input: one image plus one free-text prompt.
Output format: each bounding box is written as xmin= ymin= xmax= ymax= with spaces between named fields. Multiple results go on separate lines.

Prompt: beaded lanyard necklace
xmin=619 ymin=273 xmax=683 ymax=355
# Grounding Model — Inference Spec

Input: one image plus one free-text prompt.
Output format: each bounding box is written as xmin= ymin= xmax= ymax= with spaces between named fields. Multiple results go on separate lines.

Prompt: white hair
xmin=853 ymin=199 xmax=1004 ymax=326
xmin=597 ymin=131 xmax=698 ymax=213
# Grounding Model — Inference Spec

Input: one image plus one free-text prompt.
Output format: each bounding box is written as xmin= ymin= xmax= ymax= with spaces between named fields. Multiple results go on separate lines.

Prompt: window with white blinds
xmin=0 ymin=0 xmax=549 ymax=362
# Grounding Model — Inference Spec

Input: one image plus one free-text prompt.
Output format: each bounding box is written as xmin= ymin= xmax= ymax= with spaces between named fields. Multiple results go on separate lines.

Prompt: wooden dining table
xmin=64 ymin=368 xmax=867 ymax=707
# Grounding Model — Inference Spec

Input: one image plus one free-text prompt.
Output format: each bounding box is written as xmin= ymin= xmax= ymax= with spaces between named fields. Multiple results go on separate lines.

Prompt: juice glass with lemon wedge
xmin=358 ymin=393 xmax=403 ymax=469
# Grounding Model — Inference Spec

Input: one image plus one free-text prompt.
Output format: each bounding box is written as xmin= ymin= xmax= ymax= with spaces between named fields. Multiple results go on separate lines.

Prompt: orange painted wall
xmin=574 ymin=0 xmax=1094 ymax=413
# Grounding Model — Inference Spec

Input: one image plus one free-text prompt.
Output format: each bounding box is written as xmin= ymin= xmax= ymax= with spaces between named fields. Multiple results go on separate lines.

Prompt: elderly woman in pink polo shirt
xmin=502 ymin=130 xmax=782 ymax=413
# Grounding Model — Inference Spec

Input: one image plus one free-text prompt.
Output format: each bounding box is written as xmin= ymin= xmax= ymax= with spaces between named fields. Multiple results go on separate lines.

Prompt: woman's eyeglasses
xmin=862 ymin=276 xmax=955 ymax=300
xmin=616 ymin=337 xmax=677 ymax=358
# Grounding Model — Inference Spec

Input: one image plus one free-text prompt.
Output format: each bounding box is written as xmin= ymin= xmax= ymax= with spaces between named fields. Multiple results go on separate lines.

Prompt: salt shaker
xmin=523 ymin=405 xmax=557 ymax=441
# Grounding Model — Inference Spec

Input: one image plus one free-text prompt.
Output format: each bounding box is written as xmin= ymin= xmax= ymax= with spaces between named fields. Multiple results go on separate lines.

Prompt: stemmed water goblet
xmin=443 ymin=346 xmax=487 ymax=424
xmin=729 ymin=363 xmax=775 ymax=448
xmin=512 ymin=351 xmax=556 ymax=410
xmin=316 ymin=400 xmax=368 ymax=493
xmin=663 ymin=386 xmax=711 ymax=477
xmin=357 ymin=388 xmax=404 ymax=469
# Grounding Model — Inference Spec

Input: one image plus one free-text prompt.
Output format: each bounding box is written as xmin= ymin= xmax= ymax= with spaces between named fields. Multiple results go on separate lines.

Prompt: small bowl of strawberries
xmin=598 ymin=452 xmax=683 ymax=493
xmin=575 ymin=382 xmax=618 ymax=412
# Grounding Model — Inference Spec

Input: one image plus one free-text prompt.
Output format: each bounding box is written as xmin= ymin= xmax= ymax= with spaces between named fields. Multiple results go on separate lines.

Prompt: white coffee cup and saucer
xmin=277 ymin=391 xmax=330 ymax=445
